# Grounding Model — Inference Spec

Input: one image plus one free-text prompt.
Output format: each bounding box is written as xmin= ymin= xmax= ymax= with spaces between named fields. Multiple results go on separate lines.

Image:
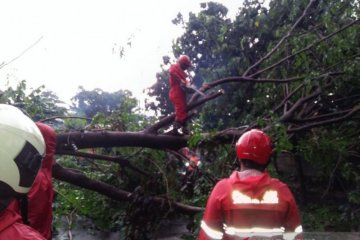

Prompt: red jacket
xmin=198 ymin=171 xmax=302 ymax=240
xmin=169 ymin=63 xmax=187 ymax=89
xmin=0 ymin=208 xmax=46 ymax=240
xmin=168 ymin=63 xmax=188 ymax=123
xmin=29 ymin=122 xmax=56 ymax=240
xmin=9 ymin=122 xmax=56 ymax=240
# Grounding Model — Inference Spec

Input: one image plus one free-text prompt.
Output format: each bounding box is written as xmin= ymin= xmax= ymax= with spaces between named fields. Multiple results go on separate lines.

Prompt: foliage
xmin=53 ymin=155 xmax=127 ymax=231
xmin=63 ymin=118 xmax=89 ymax=130
xmin=0 ymin=80 xmax=67 ymax=120
xmin=71 ymin=87 xmax=136 ymax=118
xmin=71 ymin=86 xmax=155 ymax=132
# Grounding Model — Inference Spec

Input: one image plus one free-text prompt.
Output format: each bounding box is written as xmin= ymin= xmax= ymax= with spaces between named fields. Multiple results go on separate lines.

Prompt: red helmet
xmin=179 ymin=147 xmax=190 ymax=157
xmin=235 ymin=129 xmax=272 ymax=165
xmin=178 ymin=55 xmax=191 ymax=69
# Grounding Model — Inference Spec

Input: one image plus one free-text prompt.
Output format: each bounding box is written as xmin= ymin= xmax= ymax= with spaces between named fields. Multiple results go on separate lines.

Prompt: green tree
xmin=0 ymin=80 xmax=67 ymax=120
xmin=71 ymin=86 xmax=134 ymax=118
xmin=70 ymin=86 xmax=153 ymax=131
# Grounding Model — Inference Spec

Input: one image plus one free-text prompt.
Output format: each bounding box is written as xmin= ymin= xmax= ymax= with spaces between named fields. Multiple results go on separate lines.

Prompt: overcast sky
xmin=0 ymin=0 xmax=241 ymax=107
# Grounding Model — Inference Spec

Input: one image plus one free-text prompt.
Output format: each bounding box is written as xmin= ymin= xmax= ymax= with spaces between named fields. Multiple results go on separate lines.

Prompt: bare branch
xmin=52 ymin=163 xmax=203 ymax=215
xmin=40 ymin=116 xmax=92 ymax=123
xmin=287 ymin=107 xmax=360 ymax=133
xmin=273 ymin=84 xmax=305 ymax=113
xmin=0 ymin=36 xmax=44 ymax=70
xmin=324 ymin=53 xmax=360 ymax=72
xmin=290 ymin=109 xmax=355 ymax=123
xmin=199 ymin=72 xmax=343 ymax=93
xmin=250 ymin=19 xmax=359 ymax=77
xmin=332 ymin=94 xmax=360 ymax=105
xmin=281 ymin=87 xmax=322 ymax=122
xmin=56 ymin=150 xmax=150 ymax=176
xmin=242 ymin=0 xmax=316 ymax=76
xmin=208 ymin=76 xmax=305 ymax=86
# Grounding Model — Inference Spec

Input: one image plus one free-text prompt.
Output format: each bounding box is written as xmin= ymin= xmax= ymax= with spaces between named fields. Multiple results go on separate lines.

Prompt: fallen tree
xmin=2 ymin=0 xmax=359 ymax=235
xmin=50 ymin=1 xmax=359 ymax=219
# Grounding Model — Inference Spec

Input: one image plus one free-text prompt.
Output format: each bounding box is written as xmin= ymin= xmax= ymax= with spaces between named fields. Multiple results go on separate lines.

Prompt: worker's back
xmin=199 ymin=170 xmax=302 ymax=240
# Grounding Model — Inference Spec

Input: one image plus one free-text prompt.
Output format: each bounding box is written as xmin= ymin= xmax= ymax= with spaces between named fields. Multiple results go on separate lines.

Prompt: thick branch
xmin=56 ymin=131 xmax=187 ymax=152
xmin=211 ymin=126 xmax=254 ymax=144
xmin=52 ymin=163 xmax=203 ymax=215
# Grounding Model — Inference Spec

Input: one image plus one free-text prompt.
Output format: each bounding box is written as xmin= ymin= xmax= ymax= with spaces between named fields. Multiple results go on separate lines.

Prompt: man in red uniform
xmin=28 ymin=122 xmax=56 ymax=239
xmin=168 ymin=55 xmax=192 ymax=135
xmin=0 ymin=104 xmax=46 ymax=240
xmin=198 ymin=129 xmax=303 ymax=240
xmin=7 ymin=122 xmax=56 ymax=240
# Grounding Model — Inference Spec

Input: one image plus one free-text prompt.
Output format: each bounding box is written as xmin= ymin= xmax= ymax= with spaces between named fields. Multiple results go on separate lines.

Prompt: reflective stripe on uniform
xmin=224 ymin=225 xmax=303 ymax=240
xmin=232 ymin=190 xmax=279 ymax=204
xmin=200 ymin=220 xmax=223 ymax=240
xmin=283 ymin=225 xmax=303 ymax=240
xmin=224 ymin=226 xmax=285 ymax=238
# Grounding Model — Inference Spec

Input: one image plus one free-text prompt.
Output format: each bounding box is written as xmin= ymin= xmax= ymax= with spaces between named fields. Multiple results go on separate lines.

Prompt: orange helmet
xmin=189 ymin=155 xmax=200 ymax=167
xmin=178 ymin=55 xmax=191 ymax=69
xmin=235 ymin=129 xmax=272 ymax=165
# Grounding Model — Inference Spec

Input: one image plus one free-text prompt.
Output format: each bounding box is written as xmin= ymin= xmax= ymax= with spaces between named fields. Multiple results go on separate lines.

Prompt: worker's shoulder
xmin=269 ymin=177 xmax=293 ymax=191
xmin=169 ymin=63 xmax=181 ymax=72
xmin=213 ymin=176 xmax=233 ymax=189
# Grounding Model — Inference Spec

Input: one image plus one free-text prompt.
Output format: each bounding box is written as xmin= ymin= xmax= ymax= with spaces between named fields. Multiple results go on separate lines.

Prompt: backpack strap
xmin=19 ymin=195 xmax=30 ymax=225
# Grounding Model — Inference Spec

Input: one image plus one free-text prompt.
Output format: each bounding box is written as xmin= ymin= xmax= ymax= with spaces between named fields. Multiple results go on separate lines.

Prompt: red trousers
xmin=169 ymin=86 xmax=187 ymax=123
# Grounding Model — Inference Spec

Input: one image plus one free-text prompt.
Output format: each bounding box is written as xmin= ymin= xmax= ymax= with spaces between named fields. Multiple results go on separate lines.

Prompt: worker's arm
xmin=169 ymin=65 xmax=191 ymax=86
xmin=198 ymin=181 xmax=226 ymax=240
xmin=282 ymin=187 xmax=303 ymax=240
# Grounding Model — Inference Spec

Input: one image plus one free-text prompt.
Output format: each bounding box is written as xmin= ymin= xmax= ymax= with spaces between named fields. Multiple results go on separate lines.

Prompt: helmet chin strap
xmin=0 ymin=196 xmax=30 ymax=225
xmin=0 ymin=196 xmax=13 ymax=212
xmin=19 ymin=195 xmax=29 ymax=225
xmin=0 ymin=181 xmax=17 ymax=212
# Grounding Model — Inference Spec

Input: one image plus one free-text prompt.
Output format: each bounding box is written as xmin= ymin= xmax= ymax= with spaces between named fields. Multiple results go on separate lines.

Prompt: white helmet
xmin=0 ymin=104 xmax=45 ymax=200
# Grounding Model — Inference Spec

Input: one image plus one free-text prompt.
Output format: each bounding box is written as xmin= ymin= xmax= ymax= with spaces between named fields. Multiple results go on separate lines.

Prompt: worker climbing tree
xmin=168 ymin=55 xmax=193 ymax=135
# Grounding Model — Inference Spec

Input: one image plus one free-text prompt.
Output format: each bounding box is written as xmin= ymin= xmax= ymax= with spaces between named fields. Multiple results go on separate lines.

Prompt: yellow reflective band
xmin=200 ymin=220 xmax=223 ymax=240
xmin=232 ymin=190 xmax=279 ymax=204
